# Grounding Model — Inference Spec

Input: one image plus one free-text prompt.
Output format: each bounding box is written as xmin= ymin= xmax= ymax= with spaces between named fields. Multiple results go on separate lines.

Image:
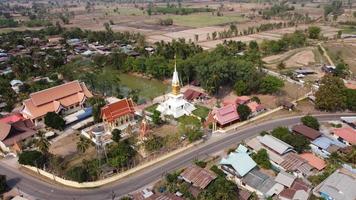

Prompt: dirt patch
xmin=49 ymin=133 xmax=80 ymax=157
xmin=284 ymin=50 xmax=315 ymax=68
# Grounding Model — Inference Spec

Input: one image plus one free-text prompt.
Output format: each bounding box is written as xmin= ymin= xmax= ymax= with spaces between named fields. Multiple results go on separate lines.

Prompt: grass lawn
xmin=192 ymin=105 xmax=211 ymax=119
xmin=165 ymin=12 xmax=245 ymax=28
xmin=341 ymin=25 xmax=356 ymax=34
xmin=144 ymin=103 xmax=159 ymax=113
xmin=118 ymin=73 xmax=169 ymax=100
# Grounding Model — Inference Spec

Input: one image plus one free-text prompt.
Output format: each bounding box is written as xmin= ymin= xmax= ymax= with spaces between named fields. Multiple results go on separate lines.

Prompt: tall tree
xmin=237 ymin=104 xmax=251 ymax=121
xmin=315 ymin=75 xmax=347 ymax=111
xmin=35 ymin=131 xmax=50 ymax=154
xmin=77 ymin=136 xmax=91 ymax=154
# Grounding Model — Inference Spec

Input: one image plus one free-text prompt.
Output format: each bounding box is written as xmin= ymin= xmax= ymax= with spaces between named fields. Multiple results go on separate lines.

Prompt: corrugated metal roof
xmin=258 ymin=135 xmax=294 ymax=155
xmin=220 ymin=148 xmax=257 ymax=177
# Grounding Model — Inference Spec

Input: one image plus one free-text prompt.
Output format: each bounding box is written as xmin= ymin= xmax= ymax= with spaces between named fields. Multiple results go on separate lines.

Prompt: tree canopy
xmin=315 ymin=75 xmax=347 ymax=111
xmin=301 ymin=115 xmax=320 ymax=130
xmin=271 ymin=127 xmax=310 ymax=153
xmin=252 ymin=149 xmax=271 ymax=169
xmin=44 ymin=112 xmax=65 ymax=130
xmin=237 ymin=104 xmax=251 ymax=121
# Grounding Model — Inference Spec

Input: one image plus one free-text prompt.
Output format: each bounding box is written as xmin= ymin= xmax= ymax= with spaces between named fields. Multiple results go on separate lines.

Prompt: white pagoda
xmin=156 ymin=62 xmax=196 ymax=118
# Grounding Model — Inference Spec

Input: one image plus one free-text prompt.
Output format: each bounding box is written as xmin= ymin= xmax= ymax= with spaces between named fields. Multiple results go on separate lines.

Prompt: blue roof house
xmin=219 ymin=145 xmax=257 ymax=177
xmin=310 ymin=136 xmax=346 ymax=158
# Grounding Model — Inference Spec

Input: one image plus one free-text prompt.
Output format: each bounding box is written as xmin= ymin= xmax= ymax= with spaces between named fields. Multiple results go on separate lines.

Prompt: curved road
xmin=0 ymin=114 xmax=353 ymax=200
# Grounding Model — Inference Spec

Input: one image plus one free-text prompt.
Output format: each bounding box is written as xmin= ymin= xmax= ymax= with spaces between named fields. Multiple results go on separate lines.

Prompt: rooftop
xmin=180 ymin=165 xmax=217 ymax=189
xmin=332 ymin=127 xmax=356 ymax=145
xmin=314 ymin=168 xmax=356 ymax=200
xmin=311 ymin=136 xmax=346 ymax=151
xmin=275 ymin=171 xmax=296 ymax=187
xmin=101 ymin=98 xmax=135 ymax=123
xmin=213 ymin=104 xmax=239 ymax=125
xmin=220 ymin=145 xmax=257 ymax=177
xmin=258 ymin=135 xmax=294 ymax=155
xmin=299 ymin=153 xmax=326 ymax=171
xmin=292 ymin=124 xmax=322 ymax=140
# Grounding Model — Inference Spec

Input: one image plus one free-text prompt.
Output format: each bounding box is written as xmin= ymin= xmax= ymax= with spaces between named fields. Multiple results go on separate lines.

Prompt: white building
xmin=156 ymin=63 xmax=195 ymax=118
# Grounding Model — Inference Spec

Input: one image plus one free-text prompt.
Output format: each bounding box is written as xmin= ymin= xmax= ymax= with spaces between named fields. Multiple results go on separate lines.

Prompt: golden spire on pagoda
xmin=172 ymin=55 xmax=180 ymax=95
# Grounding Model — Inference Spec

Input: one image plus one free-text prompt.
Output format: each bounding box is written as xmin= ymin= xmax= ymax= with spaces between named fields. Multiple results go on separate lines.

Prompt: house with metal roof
xmin=279 ymin=178 xmax=311 ymax=200
xmin=220 ymin=145 xmax=257 ymax=177
xmin=241 ymin=168 xmax=284 ymax=198
xmin=275 ymin=171 xmax=296 ymax=188
xmin=310 ymin=136 xmax=346 ymax=158
xmin=258 ymin=135 xmax=295 ymax=155
xmin=340 ymin=116 xmax=356 ymax=129
xmin=180 ymin=165 xmax=217 ymax=189
xmin=313 ymin=167 xmax=356 ymax=200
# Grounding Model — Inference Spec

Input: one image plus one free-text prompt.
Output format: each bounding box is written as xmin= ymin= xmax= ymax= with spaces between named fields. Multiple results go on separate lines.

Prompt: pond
xmin=118 ymin=73 xmax=170 ymax=101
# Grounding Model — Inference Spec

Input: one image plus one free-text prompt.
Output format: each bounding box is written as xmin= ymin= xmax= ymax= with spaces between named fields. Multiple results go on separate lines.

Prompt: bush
xmin=258 ymin=75 xmax=284 ymax=94
xmin=308 ymin=26 xmax=321 ymax=39
xmin=66 ymin=166 xmax=89 ymax=183
xmin=111 ymin=129 xmax=122 ymax=143
xmin=210 ymin=165 xmax=225 ymax=177
xmin=301 ymin=115 xmax=320 ymax=130
xmin=18 ymin=150 xmax=47 ymax=168
xmin=144 ymin=135 xmax=164 ymax=152
xmin=187 ymin=130 xmax=203 ymax=142
xmin=158 ymin=18 xmax=173 ymax=26
xmin=252 ymin=149 xmax=271 ymax=169
xmin=194 ymin=160 xmax=207 ymax=168
xmin=44 ymin=112 xmax=65 ymax=130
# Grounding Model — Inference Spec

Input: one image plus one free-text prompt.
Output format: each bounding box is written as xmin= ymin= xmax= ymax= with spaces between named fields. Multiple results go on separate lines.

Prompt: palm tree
xmin=77 ymin=136 xmax=91 ymax=154
xmin=35 ymin=131 xmax=50 ymax=154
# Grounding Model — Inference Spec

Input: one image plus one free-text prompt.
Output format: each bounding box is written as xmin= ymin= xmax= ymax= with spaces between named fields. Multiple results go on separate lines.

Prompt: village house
xmin=313 ymin=167 xmax=356 ymax=200
xmin=291 ymin=124 xmax=322 ymax=140
xmin=183 ymin=89 xmax=207 ymax=102
xmin=340 ymin=116 xmax=356 ymax=129
xmin=21 ymin=80 xmax=93 ymax=126
xmin=331 ymin=127 xmax=356 ymax=146
xmin=219 ymin=145 xmax=284 ymax=198
xmin=209 ymin=104 xmax=239 ymax=130
xmin=179 ymin=165 xmax=217 ymax=197
xmin=279 ymin=178 xmax=311 ymax=200
xmin=101 ymin=98 xmax=136 ymax=132
xmin=310 ymin=136 xmax=346 ymax=158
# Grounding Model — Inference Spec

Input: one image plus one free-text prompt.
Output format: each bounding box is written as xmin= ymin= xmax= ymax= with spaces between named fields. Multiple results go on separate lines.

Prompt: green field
xmin=158 ymin=12 xmax=245 ymax=28
xmin=118 ymin=73 xmax=169 ymax=100
xmin=110 ymin=7 xmax=145 ymax=16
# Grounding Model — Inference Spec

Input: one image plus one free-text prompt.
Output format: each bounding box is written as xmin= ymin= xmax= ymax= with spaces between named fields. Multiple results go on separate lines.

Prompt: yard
xmin=192 ymin=105 xmax=211 ymax=119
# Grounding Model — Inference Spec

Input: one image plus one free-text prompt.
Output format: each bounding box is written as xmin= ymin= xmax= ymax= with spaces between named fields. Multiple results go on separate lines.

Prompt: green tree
xmin=44 ymin=112 xmax=65 ymax=130
xmin=315 ymin=75 xmax=347 ymax=111
xmin=334 ymin=63 xmax=348 ymax=78
xmin=301 ymin=115 xmax=320 ymax=130
xmin=252 ymin=149 xmax=271 ymax=169
xmin=152 ymin=110 xmax=161 ymax=125
xmin=77 ymin=136 xmax=91 ymax=154
xmin=35 ymin=131 xmax=50 ymax=154
xmin=258 ymin=75 xmax=284 ymax=94
xmin=237 ymin=104 xmax=251 ymax=121
xmin=87 ymin=97 xmax=106 ymax=123
xmin=234 ymin=80 xmax=248 ymax=96
xmin=144 ymin=135 xmax=164 ymax=152
xmin=345 ymin=89 xmax=356 ymax=112
xmin=18 ymin=150 xmax=47 ymax=168
xmin=66 ymin=166 xmax=89 ymax=183
xmin=308 ymin=26 xmax=321 ymax=39
xmin=0 ymin=175 xmax=7 ymax=194
xmin=271 ymin=127 xmax=310 ymax=153
xmin=111 ymin=129 xmax=122 ymax=143
xmin=199 ymin=176 xmax=238 ymax=200
xmin=108 ymin=140 xmax=136 ymax=168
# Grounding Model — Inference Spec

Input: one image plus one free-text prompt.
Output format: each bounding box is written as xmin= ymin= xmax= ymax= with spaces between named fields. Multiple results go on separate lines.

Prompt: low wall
xmin=23 ymin=140 xmax=202 ymax=188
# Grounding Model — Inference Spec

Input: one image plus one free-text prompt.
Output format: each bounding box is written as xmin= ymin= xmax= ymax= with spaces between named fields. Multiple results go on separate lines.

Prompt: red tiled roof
xmin=213 ymin=104 xmax=239 ymax=125
xmin=101 ymin=98 xmax=135 ymax=123
xmin=292 ymin=124 xmax=322 ymax=140
xmin=183 ymin=89 xmax=205 ymax=101
xmin=299 ymin=153 xmax=326 ymax=171
xmin=333 ymin=127 xmax=356 ymax=145
xmin=180 ymin=165 xmax=217 ymax=189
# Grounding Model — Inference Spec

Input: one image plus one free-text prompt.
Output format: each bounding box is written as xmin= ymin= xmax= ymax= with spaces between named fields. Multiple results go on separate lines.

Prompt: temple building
xmin=101 ymin=98 xmax=136 ymax=132
xmin=156 ymin=63 xmax=196 ymax=118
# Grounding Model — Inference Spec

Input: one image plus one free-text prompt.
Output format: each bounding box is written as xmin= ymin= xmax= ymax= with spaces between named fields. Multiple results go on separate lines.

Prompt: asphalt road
xmin=0 ymin=114 xmax=352 ymax=200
